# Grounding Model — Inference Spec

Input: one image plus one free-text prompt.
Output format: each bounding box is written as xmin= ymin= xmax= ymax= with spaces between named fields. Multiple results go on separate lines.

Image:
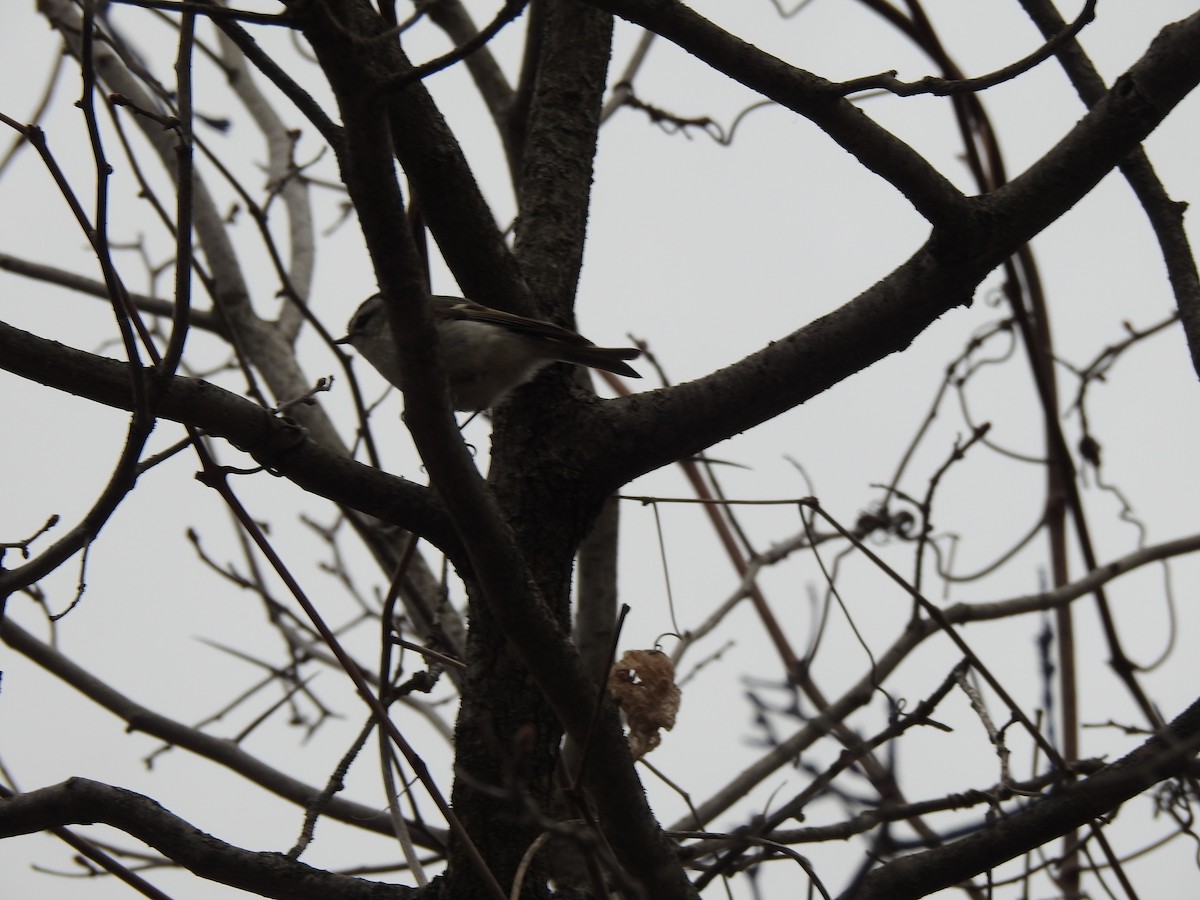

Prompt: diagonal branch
xmin=672 ymin=528 xmax=1200 ymax=829
xmin=0 ymin=778 xmax=420 ymax=899
xmin=834 ymin=0 xmax=1096 ymax=97
xmin=0 ymin=321 xmax=459 ymax=565
xmin=583 ymin=0 xmax=968 ymax=226
xmin=840 ymin=694 xmax=1200 ymax=899
xmin=1016 ymin=0 xmax=1200 ymax=379
xmin=0 ymin=618 xmax=445 ymax=847
xmin=576 ymin=10 xmax=1200 ymax=496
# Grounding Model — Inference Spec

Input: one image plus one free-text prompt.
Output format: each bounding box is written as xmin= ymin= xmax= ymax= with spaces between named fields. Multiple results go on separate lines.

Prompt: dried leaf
xmin=609 ymin=649 xmax=681 ymax=758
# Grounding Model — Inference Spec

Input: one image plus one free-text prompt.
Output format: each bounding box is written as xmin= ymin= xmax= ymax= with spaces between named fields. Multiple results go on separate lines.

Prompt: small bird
xmin=338 ymin=293 xmax=642 ymax=412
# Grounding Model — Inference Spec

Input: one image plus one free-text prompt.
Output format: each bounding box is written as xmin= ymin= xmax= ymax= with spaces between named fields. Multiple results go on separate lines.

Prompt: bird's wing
xmin=439 ymin=296 xmax=596 ymax=347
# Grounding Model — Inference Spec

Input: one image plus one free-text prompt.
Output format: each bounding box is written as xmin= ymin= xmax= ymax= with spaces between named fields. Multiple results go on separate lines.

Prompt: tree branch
xmin=833 ymin=0 xmax=1096 ymax=97
xmin=0 ymin=321 xmax=459 ymax=563
xmin=579 ymin=11 xmax=1200 ymax=494
xmin=582 ymin=0 xmax=968 ymax=227
xmin=0 ymin=253 xmax=228 ymax=336
xmin=1016 ymin=0 xmax=1200 ymax=379
xmin=0 ymin=616 xmax=446 ymax=848
xmin=673 ymin=528 xmax=1200 ymax=829
xmin=0 ymin=778 xmax=418 ymax=899
xmin=511 ymin=0 xmax=612 ymax=306
xmin=840 ymin=695 xmax=1200 ymax=899
xmin=288 ymin=2 xmax=699 ymax=894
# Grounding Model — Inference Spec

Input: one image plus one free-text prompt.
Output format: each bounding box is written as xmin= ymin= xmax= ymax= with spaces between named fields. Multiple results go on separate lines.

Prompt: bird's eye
xmin=355 ymin=305 xmax=379 ymax=331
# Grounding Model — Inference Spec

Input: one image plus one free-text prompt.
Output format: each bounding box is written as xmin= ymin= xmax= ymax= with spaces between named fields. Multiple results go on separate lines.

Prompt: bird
xmin=338 ymin=293 xmax=642 ymax=412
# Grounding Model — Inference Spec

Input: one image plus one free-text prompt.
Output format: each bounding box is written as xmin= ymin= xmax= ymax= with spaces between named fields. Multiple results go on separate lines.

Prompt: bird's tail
xmin=557 ymin=345 xmax=643 ymax=379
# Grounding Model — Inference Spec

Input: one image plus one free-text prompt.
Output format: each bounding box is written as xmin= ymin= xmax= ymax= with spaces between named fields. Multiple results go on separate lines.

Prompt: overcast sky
xmin=3 ymin=2 xmax=1200 ymax=898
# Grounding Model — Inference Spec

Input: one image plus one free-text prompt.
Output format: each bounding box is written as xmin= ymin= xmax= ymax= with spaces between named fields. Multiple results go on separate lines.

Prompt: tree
xmin=3 ymin=0 xmax=1200 ymax=898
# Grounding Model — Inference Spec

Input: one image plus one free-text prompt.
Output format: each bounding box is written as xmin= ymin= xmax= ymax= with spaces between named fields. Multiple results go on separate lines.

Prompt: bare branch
xmin=0 ymin=779 xmax=420 ymax=899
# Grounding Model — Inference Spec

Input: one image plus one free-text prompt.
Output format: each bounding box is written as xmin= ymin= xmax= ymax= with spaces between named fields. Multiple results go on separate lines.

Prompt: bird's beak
xmin=334 ymin=335 xmax=352 ymax=346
